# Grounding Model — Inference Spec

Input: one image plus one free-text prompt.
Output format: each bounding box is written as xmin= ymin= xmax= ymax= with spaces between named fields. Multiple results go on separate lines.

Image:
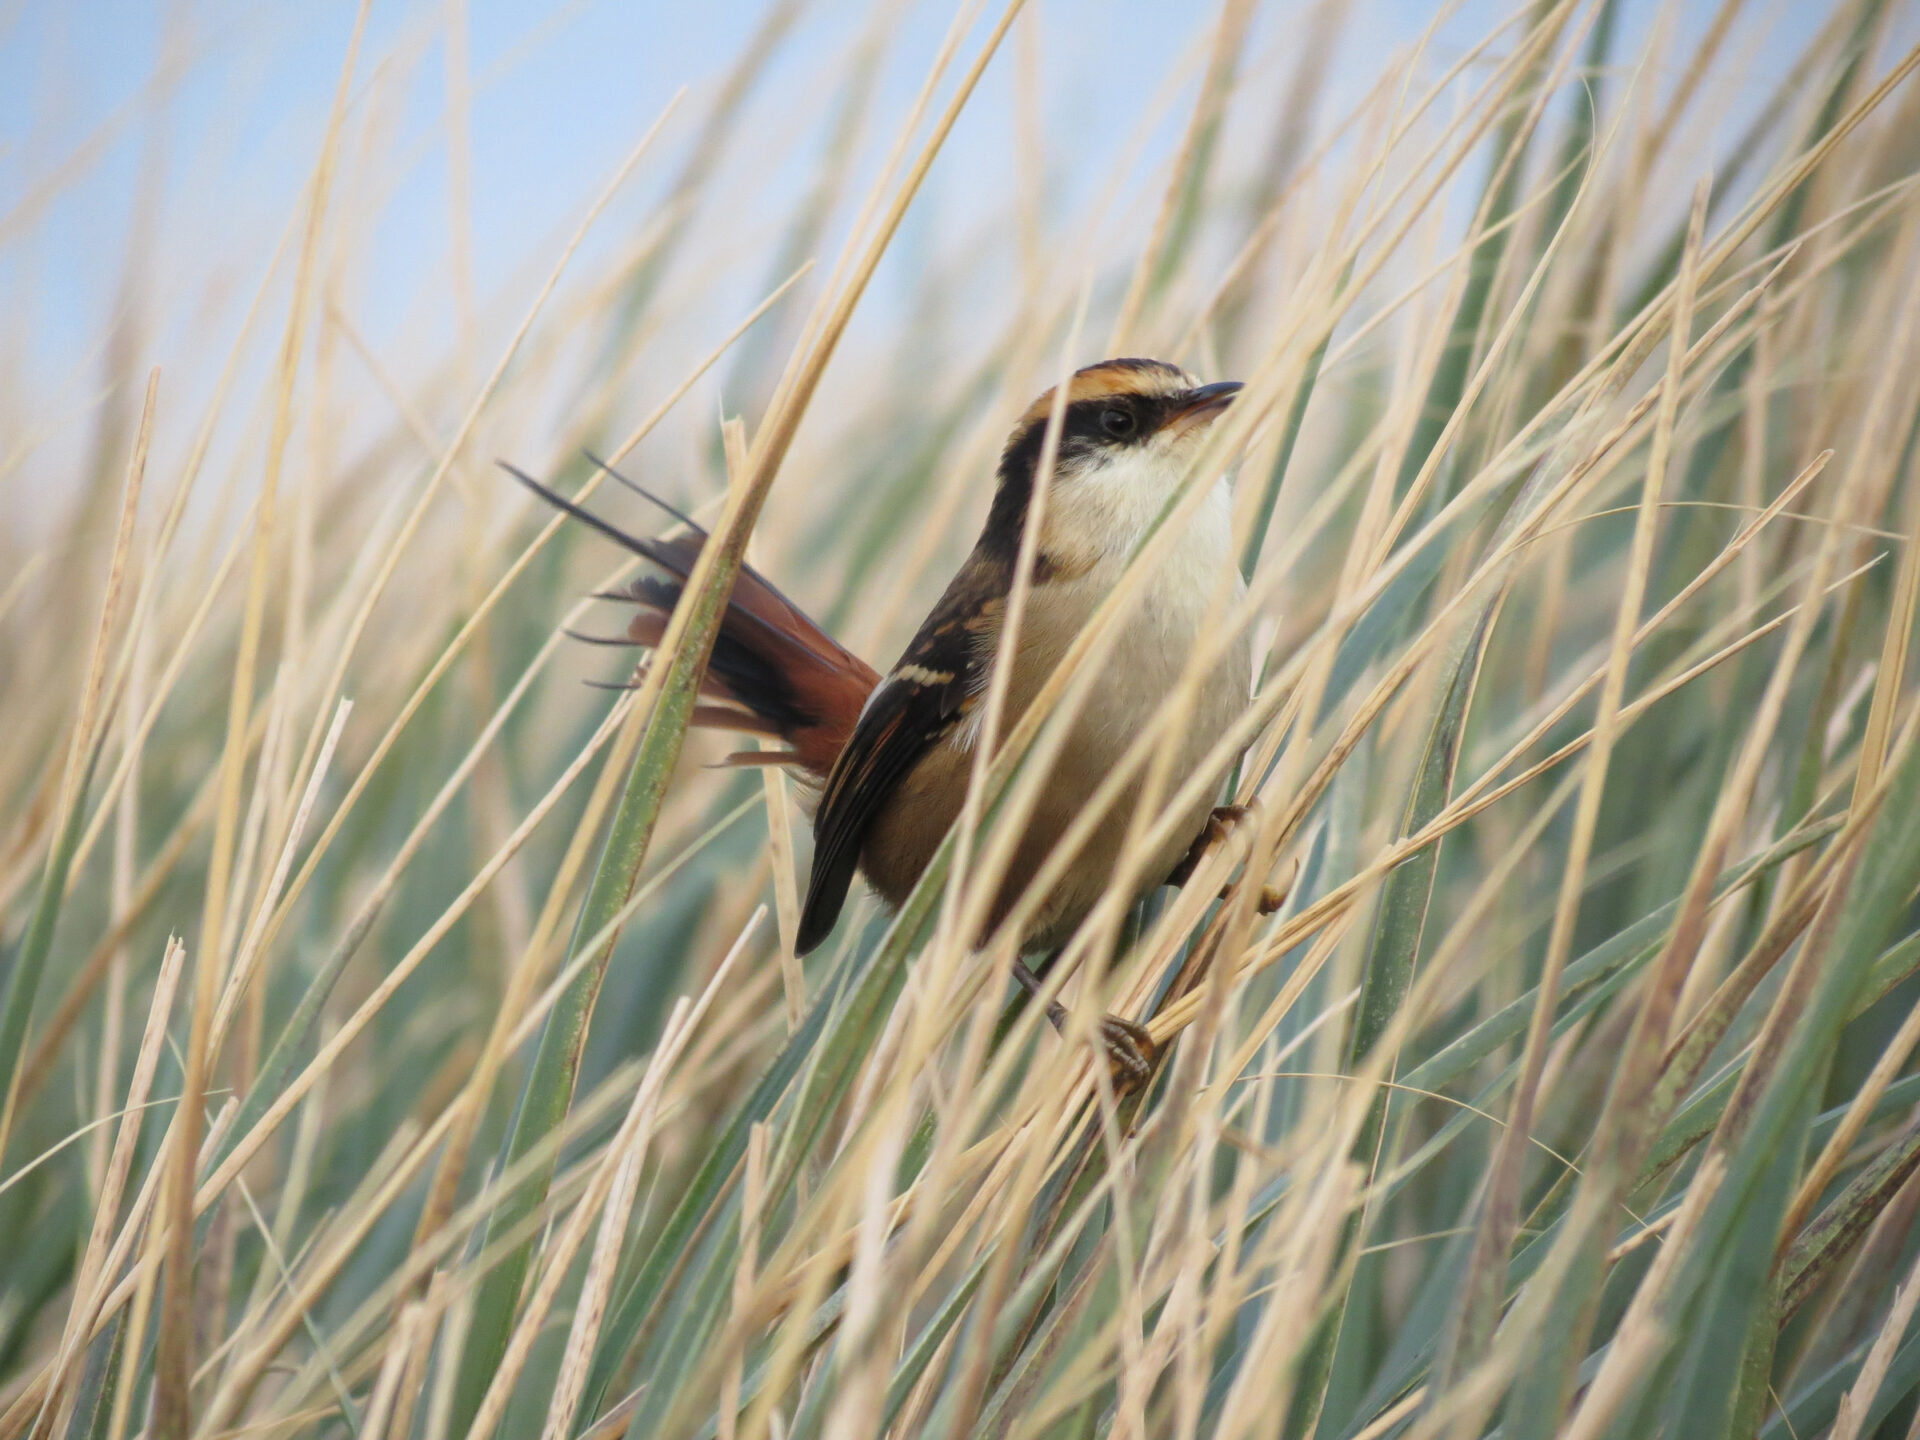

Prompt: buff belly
xmin=859 ymin=506 xmax=1250 ymax=954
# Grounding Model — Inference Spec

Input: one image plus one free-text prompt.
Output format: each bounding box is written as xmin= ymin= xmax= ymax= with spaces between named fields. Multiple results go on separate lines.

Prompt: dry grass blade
xmin=28 ymin=933 xmax=184 ymax=1436
xmin=1828 ymin=1184 xmax=1920 ymax=1440
xmin=153 ymin=7 xmax=370 ymax=1423
xmin=1440 ymin=177 xmax=1710 ymax=1401
xmin=8 ymin=4 xmax=1920 ymax=1438
xmin=465 ymin=912 xmax=760 ymax=1440
xmin=0 ymin=367 xmax=156 ymax=1162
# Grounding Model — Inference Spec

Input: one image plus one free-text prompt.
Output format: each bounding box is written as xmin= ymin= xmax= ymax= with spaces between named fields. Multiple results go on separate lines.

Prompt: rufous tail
xmin=505 ymin=459 xmax=878 ymax=784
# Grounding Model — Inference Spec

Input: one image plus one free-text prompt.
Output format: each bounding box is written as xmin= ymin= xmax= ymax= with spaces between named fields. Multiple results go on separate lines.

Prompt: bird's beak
xmin=1165 ymin=380 xmax=1244 ymax=434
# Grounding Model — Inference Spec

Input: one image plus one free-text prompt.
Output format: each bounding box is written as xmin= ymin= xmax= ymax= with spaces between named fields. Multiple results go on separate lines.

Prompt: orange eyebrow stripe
xmin=1015 ymin=362 xmax=1189 ymax=430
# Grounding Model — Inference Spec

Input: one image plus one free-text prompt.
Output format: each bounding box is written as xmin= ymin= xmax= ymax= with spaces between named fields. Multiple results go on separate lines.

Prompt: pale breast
xmin=865 ymin=480 xmax=1252 ymax=952
xmin=1006 ymin=484 xmax=1250 ymax=948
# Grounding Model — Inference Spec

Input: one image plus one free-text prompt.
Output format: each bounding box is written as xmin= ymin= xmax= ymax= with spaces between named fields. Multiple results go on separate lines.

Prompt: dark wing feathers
xmin=509 ymin=458 xmax=1012 ymax=959
xmin=794 ymin=672 xmax=970 ymax=954
xmin=794 ymin=553 xmax=1006 ymax=954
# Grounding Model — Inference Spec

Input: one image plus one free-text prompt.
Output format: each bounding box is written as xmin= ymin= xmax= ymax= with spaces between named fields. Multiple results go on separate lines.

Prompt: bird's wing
xmin=795 ymin=553 xmax=1006 ymax=954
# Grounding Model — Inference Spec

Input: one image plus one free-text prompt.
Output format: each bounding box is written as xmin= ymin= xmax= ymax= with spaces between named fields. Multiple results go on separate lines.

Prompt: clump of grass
xmin=4 ymin=2 xmax=1920 ymax=1437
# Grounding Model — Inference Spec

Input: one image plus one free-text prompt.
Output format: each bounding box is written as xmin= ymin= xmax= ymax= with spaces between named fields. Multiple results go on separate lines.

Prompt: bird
xmin=512 ymin=357 xmax=1257 ymax=1087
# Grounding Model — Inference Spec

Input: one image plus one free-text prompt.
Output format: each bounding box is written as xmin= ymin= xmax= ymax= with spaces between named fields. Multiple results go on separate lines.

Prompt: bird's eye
xmin=1099 ymin=406 xmax=1136 ymax=439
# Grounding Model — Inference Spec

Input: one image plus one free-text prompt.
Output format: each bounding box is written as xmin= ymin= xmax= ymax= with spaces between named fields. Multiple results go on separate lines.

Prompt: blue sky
xmin=0 ymin=0 xmax=1830 ymax=496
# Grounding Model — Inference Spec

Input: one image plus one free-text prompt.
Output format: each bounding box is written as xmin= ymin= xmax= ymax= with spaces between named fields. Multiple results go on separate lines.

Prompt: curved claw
xmin=1209 ymin=802 xmax=1253 ymax=832
xmin=1164 ymin=804 xmax=1292 ymax=914
xmin=1099 ymin=1015 xmax=1159 ymax=1094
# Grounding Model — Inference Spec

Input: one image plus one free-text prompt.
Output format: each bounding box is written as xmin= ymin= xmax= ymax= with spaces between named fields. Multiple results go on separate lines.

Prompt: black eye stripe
xmin=988 ymin=383 xmax=1186 ymax=561
xmin=1064 ymin=395 xmax=1161 ymax=446
xmin=997 ymin=396 xmax=1165 ymax=484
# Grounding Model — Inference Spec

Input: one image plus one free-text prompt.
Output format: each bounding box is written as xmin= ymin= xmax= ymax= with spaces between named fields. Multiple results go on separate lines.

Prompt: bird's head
xmin=986 ymin=357 xmax=1243 ymax=571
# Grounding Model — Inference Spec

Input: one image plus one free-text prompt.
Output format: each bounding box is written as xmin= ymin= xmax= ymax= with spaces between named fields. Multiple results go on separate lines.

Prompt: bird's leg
xmin=1011 ymin=959 xmax=1158 ymax=1093
xmin=1167 ymin=804 xmax=1289 ymax=914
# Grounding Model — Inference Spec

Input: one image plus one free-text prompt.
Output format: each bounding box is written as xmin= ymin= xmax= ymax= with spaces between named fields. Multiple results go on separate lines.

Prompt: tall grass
xmin=5 ymin=1 xmax=1920 ymax=1436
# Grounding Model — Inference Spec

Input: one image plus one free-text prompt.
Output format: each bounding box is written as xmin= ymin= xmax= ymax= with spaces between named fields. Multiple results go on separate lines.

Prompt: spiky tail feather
xmin=504 ymin=460 xmax=878 ymax=783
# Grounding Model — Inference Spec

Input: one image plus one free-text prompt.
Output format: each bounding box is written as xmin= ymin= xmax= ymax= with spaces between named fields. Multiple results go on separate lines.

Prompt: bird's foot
xmin=1168 ymin=805 xmax=1289 ymax=914
xmin=1098 ymin=1013 xmax=1159 ymax=1093
xmin=1017 ymin=960 xmax=1158 ymax=1094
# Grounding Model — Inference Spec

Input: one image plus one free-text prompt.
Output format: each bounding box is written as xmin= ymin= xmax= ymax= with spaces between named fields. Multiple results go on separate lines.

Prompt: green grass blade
xmin=577 ymin=843 xmax=947 ymax=1427
xmin=1297 ymin=610 xmax=1492 ymax=1438
xmin=450 ymin=566 xmax=776 ymax=1432
xmin=1240 ymin=280 xmax=1340 ymax=583
xmin=0 ymin=743 xmax=101 ymax=1162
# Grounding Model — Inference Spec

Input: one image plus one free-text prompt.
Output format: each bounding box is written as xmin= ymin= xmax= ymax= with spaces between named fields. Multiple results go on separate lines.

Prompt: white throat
xmin=1041 ymin=443 xmax=1235 ymax=581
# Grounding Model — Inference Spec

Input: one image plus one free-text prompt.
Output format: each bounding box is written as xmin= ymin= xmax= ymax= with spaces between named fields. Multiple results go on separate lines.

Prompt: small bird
xmin=516 ymin=358 xmax=1255 ymax=1085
